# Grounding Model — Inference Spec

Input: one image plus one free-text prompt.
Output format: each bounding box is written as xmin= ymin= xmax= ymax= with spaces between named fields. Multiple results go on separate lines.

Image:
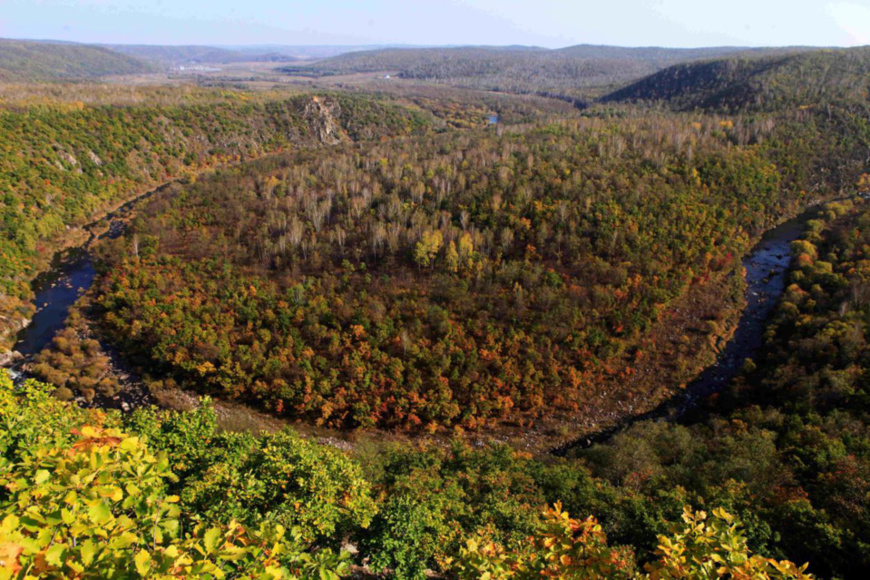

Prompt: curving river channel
xmin=555 ymin=214 xmax=806 ymax=452
xmin=7 ymin=183 xmax=172 ymax=378
xmin=8 ymin=196 xmax=814 ymax=445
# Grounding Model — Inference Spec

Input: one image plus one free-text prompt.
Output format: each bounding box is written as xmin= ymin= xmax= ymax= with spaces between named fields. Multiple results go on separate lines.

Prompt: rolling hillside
xmin=3 ymin=33 xmax=870 ymax=580
xmin=0 ymin=92 xmax=432 ymax=348
xmin=105 ymin=44 xmax=300 ymax=65
xmin=278 ymin=45 xmax=804 ymax=96
xmin=604 ymin=47 xmax=870 ymax=112
xmin=0 ymin=39 xmax=156 ymax=82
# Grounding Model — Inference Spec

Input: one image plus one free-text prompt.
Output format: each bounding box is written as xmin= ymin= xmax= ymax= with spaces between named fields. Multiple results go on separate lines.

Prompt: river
xmin=13 ymin=250 xmax=95 ymax=360
xmin=6 ymin=182 xmax=172 ymax=379
xmin=555 ymin=214 xmax=806 ymax=452
xmin=6 ymin=196 xmax=815 ymax=445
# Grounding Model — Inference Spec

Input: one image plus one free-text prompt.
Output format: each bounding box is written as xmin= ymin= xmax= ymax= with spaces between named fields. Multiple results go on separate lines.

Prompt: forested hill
xmin=104 ymin=44 xmax=299 ymax=65
xmin=0 ymin=92 xmax=432 ymax=348
xmin=0 ymin=39 xmax=156 ymax=82
xmin=604 ymin=47 xmax=870 ymax=112
xmin=555 ymin=44 xmax=801 ymax=62
xmin=278 ymin=45 xmax=801 ymax=96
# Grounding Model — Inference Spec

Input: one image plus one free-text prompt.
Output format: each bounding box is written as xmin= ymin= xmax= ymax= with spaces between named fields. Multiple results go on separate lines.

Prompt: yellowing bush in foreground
xmin=0 ymin=375 xmax=813 ymax=578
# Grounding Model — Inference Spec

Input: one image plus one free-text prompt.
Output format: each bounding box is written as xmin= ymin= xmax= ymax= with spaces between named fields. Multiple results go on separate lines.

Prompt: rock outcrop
xmin=0 ymin=350 xmax=23 ymax=368
xmin=302 ymin=96 xmax=343 ymax=145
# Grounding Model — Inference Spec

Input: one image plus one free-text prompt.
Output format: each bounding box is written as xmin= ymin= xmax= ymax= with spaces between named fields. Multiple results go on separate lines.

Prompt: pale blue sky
xmin=3 ymin=0 xmax=870 ymax=48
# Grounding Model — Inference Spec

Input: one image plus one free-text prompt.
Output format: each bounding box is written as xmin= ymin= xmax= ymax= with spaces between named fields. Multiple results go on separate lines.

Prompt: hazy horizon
xmin=0 ymin=38 xmax=833 ymax=50
xmin=3 ymin=0 xmax=870 ymax=49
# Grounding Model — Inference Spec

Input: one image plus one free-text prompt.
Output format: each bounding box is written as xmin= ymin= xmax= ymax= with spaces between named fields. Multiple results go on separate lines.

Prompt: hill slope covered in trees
xmin=84 ymin=92 xmax=870 ymax=432
xmin=280 ymin=45 xmax=803 ymax=97
xmin=89 ymin=118 xmax=768 ymax=429
xmin=578 ymin=199 xmax=870 ymax=579
xmin=0 ymin=39 xmax=156 ymax=82
xmin=0 ymin=91 xmax=432 ymax=348
xmin=104 ymin=44 xmax=300 ymax=65
xmin=604 ymin=47 xmax=870 ymax=112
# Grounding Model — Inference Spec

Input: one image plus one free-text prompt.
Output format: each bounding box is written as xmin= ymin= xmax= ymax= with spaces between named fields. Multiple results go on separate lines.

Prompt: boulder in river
xmin=0 ymin=350 xmax=23 ymax=368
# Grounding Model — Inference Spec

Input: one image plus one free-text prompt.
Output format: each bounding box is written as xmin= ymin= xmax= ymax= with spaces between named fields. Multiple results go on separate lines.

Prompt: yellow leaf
xmin=134 ymin=550 xmax=151 ymax=576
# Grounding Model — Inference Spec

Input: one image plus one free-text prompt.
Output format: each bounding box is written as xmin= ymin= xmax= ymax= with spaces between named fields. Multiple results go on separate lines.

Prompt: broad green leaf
xmin=44 ymin=544 xmax=65 ymax=567
xmin=89 ymin=501 xmax=112 ymax=525
xmin=203 ymin=527 xmax=222 ymax=554
xmin=1 ymin=515 xmax=19 ymax=532
xmin=33 ymin=470 xmax=50 ymax=485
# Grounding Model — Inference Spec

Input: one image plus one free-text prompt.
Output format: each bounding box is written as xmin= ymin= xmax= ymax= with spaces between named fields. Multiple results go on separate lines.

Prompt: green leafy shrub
xmin=179 ymin=430 xmax=377 ymax=544
xmin=0 ymin=375 xmax=351 ymax=578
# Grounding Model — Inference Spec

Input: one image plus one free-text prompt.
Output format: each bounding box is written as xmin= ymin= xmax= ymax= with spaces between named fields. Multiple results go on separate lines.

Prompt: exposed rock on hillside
xmin=303 ymin=96 xmax=343 ymax=145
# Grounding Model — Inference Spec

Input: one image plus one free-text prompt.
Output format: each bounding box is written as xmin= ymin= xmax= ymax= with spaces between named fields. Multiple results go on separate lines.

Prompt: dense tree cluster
xmin=91 ymin=116 xmax=802 ymax=428
xmin=30 ymin=306 xmax=122 ymax=402
xmin=0 ymin=376 xmax=359 ymax=578
xmin=0 ymin=92 xmax=431 ymax=345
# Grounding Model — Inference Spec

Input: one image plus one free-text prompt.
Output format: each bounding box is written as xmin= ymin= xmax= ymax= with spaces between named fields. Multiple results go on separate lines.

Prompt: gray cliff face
xmin=302 ymin=96 xmax=342 ymax=145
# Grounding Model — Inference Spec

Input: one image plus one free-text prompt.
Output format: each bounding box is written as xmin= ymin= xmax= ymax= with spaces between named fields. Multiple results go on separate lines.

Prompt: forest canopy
xmin=90 ymin=104 xmax=864 ymax=429
xmin=7 ymin=40 xmax=870 ymax=580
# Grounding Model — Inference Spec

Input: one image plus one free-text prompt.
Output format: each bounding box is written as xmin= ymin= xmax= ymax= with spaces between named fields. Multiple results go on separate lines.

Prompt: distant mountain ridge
xmin=277 ymin=44 xmax=814 ymax=96
xmin=104 ymin=44 xmax=302 ymax=65
xmin=0 ymin=37 xmax=846 ymax=99
xmin=0 ymin=38 xmax=156 ymax=82
xmin=0 ymin=39 xmax=411 ymax=79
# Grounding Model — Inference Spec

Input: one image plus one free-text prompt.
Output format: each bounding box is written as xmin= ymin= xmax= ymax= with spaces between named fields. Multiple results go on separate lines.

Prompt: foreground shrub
xmin=452 ymin=504 xmax=812 ymax=579
xmin=0 ymin=375 xmax=349 ymax=579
